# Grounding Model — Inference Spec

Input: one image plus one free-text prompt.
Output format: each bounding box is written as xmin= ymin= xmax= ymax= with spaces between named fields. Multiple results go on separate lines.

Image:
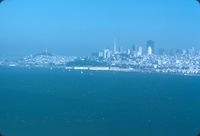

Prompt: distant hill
xmin=33 ymin=51 xmax=53 ymax=57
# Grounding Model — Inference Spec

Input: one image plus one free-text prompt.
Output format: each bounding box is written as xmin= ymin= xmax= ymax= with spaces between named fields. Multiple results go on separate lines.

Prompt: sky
xmin=0 ymin=0 xmax=200 ymax=57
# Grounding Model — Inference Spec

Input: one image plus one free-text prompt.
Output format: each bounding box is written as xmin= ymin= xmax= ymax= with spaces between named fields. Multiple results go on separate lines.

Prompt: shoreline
xmin=1 ymin=65 xmax=200 ymax=77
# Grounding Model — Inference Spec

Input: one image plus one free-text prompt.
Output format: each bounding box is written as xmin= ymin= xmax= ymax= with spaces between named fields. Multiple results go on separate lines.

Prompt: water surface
xmin=0 ymin=67 xmax=200 ymax=136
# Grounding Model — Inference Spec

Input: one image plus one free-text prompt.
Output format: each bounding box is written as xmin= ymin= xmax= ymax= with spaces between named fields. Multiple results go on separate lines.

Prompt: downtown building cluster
xmin=1 ymin=40 xmax=200 ymax=76
xmin=90 ymin=40 xmax=200 ymax=75
xmin=97 ymin=40 xmax=155 ymax=60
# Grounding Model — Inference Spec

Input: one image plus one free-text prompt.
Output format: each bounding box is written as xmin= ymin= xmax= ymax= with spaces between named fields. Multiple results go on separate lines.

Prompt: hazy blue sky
xmin=0 ymin=0 xmax=200 ymax=56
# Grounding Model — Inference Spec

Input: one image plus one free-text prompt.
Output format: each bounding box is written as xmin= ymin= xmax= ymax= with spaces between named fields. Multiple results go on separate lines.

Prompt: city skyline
xmin=0 ymin=0 xmax=200 ymax=57
xmin=1 ymin=39 xmax=200 ymax=76
xmin=1 ymin=1 xmax=200 ymax=136
xmin=1 ymin=38 xmax=200 ymax=58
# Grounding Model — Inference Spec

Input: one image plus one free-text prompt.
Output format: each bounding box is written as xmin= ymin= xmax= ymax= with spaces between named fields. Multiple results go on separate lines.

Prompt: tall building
xmin=137 ymin=46 xmax=143 ymax=56
xmin=147 ymin=46 xmax=153 ymax=55
xmin=98 ymin=51 xmax=104 ymax=58
xmin=118 ymin=47 xmax=122 ymax=54
xmin=103 ymin=49 xmax=111 ymax=59
xmin=146 ymin=40 xmax=155 ymax=55
xmin=132 ymin=44 xmax=136 ymax=52
xmin=113 ymin=39 xmax=117 ymax=54
xmin=131 ymin=44 xmax=137 ymax=56
xmin=127 ymin=49 xmax=131 ymax=55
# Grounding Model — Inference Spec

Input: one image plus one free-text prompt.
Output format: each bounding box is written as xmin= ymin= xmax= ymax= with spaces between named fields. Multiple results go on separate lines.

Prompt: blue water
xmin=0 ymin=67 xmax=200 ymax=136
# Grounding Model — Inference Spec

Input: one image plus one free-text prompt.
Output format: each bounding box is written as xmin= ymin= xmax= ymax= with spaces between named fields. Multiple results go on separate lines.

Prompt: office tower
xmin=113 ymin=39 xmax=117 ymax=54
xmin=146 ymin=40 xmax=155 ymax=55
xmin=103 ymin=49 xmax=111 ymax=59
xmin=132 ymin=44 xmax=136 ymax=52
xmin=127 ymin=49 xmax=131 ymax=55
xmin=118 ymin=47 xmax=122 ymax=54
xmin=98 ymin=51 xmax=104 ymax=58
xmin=137 ymin=46 xmax=143 ymax=56
xmin=132 ymin=44 xmax=137 ymax=56
xmin=147 ymin=46 xmax=153 ymax=55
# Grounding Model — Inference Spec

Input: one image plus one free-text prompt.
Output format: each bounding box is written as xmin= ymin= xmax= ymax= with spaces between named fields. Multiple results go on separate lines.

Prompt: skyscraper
xmin=103 ymin=49 xmax=111 ymax=59
xmin=137 ymin=46 xmax=143 ymax=56
xmin=113 ymin=39 xmax=117 ymax=54
xmin=147 ymin=46 xmax=153 ymax=55
xmin=127 ymin=49 xmax=131 ymax=55
xmin=146 ymin=40 xmax=155 ymax=55
xmin=98 ymin=51 xmax=104 ymax=58
xmin=132 ymin=44 xmax=136 ymax=52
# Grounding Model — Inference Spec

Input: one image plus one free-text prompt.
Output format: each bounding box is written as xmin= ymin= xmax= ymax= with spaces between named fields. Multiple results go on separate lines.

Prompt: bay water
xmin=0 ymin=67 xmax=200 ymax=136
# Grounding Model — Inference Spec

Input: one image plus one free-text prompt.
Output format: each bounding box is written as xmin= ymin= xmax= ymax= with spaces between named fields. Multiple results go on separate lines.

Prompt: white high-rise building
xmin=113 ymin=38 xmax=118 ymax=54
xmin=137 ymin=46 xmax=143 ymax=56
xmin=147 ymin=46 xmax=153 ymax=55
xmin=104 ymin=49 xmax=111 ymax=59
xmin=146 ymin=40 xmax=155 ymax=55
xmin=127 ymin=49 xmax=131 ymax=55
xmin=98 ymin=51 xmax=104 ymax=58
